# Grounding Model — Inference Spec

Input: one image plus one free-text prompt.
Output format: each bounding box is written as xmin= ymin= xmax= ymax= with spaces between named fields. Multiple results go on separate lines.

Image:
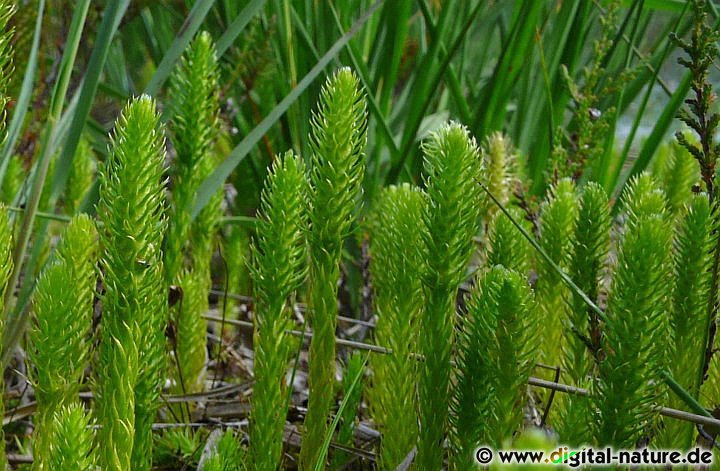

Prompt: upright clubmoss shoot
xmin=166 ymin=31 xmax=223 ymax=398
xmin=30 ymin=214 xmax=98 ymax=468
xmin=300 ymin=67 xmax=367 ymax=470
xmin=593 ymin=174 xmax=672 ymax=447
xmin=451 ymin=266 xmax=537 ymax=467
xmin=367 ymin=184 xmax=425 ymax=470
xmin=416 ymin=122 xmax=483 ymax=470
xmin=96 ymin=96 xmax=168 ymax=471
xmin=248 ymin=152 xmax=307 ymax=470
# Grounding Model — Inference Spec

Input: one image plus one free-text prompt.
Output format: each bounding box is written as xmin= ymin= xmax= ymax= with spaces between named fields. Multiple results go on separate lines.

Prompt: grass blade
xmin=313 ymin=352 xmax=369 ymax=471
xmin=215 ymin=0 xmax=266 ymax=56
xmin=143 ymin=0 xmax=217 ymax=96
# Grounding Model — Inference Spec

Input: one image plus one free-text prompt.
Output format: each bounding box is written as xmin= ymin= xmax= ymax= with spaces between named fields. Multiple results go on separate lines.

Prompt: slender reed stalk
xmin=416 ymin=122 xmax=483 ymax=470
xmin=248 ymin=152 xmax=307 ymax=470
xmin=367 ymin=184 xmax=424 ymax=470
xmin=96 ymin=96 xmax=168 ymax=471
xmin=300 ymin=68 xmax=367 ymax=470
xmin=30 ymin=214 xmax=98 ymax=469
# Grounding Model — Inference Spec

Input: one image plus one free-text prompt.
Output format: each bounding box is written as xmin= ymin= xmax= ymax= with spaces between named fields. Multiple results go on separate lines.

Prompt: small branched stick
xmin=366 ymin=184 xmax=425 ymax=470
xmin=300 ymin=68 xmax=367 ymax=470
xmin=96 ymin=96 xmax=168 ymax=471
xmin=672 ymin=0 xmax=720 ymax=386
xmin=30 ymin=214 xmax=98 ymax=469
xmin=248 ymin=152 xmax=307 ymax=470
xmin=416 ymin=123 xmax=483 ymax=470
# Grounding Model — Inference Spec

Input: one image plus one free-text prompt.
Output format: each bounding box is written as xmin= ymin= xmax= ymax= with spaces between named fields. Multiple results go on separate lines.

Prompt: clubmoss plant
xmin=536 ymin=178 xmax=578 ymax=367
xmin=0 ymin=204 xmax=11 ymax=470
xmin=203 ymin=430 xmax=247 ymax=471
xmin=416 ymin=122 xmax=483 ymax=470
xmin=174 ymin=268 xmax=208 ymax=393
xmin=47 ymin=404 xmax=95 ymax=471
xmin=224 ymin=224 xmax=252 ymax=318
xmin=248 ymin=152 xmax=307 ymax=470
xmin=367 ymin=184 xmax=424 ymax=470
xmin=300 ymin=67 xmax=367 ymax=470
xmin=165 ymin=30 xmax=221 ymax=281
xmin=96 ymin=96 xmax=168 ymax=471
xmin=166 ymin=31 xmax=223 ymax=398
xmin=481 ymin=132 xmax=517 ymax=222
xmin=30 ymin=214 xmax=98 ymax=468
xmin=651 ymin=141 xmax=699 ymax=216
xmin=486 ymin=206 xmax=532 ymax=275
xmin=451 ymin=266 xmax=537 ymax=467
xmin=673 ymin=0 xmax=720 ymax=385
xmin=64 ymin=136 xmax=95 ymax=214
xmin=556 ymin=182 xmax=610 ymax=444
xmin=153 ymin=429 xmax=203 ymax=468
xmin=593 ymin=174 xmax=672 ymax=447
xmin=658 ymin=194 xmax=713 ymax=448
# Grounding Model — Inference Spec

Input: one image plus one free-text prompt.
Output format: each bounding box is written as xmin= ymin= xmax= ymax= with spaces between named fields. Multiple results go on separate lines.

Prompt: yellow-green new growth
xmin=417 ymin=122 xmax=483 ymax=470
xmin=96 ymin=96 xmax=168 ymax=471
xmin=249 ymin=152 xmax=308 ymax=470
xmin=556 ymin=182 xmax=610 ymax=445
xmin=64 ymin=136 xmax=95 ymax=214
xmin=367 ymin=184 xmax=425 ymax=470
xmin=30 ymin=214 xmax=98 ymax=469
xmin=47 ymin=404 xmax=95 ymax=471
xmin=300 ymin=67 xmax=367 ymax=470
